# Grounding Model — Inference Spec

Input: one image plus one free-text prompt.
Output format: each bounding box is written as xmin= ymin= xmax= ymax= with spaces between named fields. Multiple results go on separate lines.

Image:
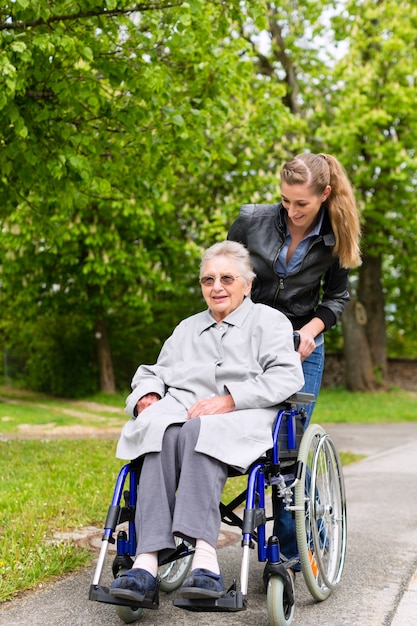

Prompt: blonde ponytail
xmin=320 ymin=154 xmax=361 ymax=268
xmin=281 ymin=153 xmax=361 ymax=268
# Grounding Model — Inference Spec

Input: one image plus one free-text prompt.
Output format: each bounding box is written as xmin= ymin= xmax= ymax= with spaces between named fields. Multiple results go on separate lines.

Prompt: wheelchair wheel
xmin=266 ymin=574 xmax=295 ymax=626
xmin=295 ymin=424 xmax=347 ymax=602
xmin=115 ymin=603 xmax=143 ymax=624
xmin=159 ymin=551 xmax=192 ymax=592
xmin=114 ymin=569 xmax=143 ymax=624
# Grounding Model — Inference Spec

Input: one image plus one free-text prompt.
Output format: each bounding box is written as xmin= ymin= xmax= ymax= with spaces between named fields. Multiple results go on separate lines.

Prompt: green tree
xmin=324 ymin=0 xmax=417 ymax=389
xmin=241 ymin=0 xmax=417 ymax=390
xmin=0 ymin=1 xmax=295 ymax=394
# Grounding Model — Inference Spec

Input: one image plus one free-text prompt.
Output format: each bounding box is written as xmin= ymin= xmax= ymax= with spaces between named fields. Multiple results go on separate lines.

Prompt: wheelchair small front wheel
xmin=115 ymin=604 xmax=144 ymax=624
xmin=113 ymin=569 xmax=144 ymax=624
xmin=266 ymin=575 xmax=295 ymax=626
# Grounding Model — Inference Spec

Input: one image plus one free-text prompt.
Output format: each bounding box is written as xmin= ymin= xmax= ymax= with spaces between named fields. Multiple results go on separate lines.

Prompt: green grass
xmin=1 ymin=385 xmax=417 ymax=602
xmin=313 ymin=386 xmax=417 ymax=423
xmin=0 ymin=439 xmax=123 ymax=602
xmin=0 ymin=387 xmax=126 ymax=434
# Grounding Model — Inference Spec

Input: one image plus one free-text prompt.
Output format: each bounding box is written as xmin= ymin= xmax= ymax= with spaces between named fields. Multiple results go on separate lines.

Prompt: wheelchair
xmin=89 ymin=391 xmax=347 ymax=626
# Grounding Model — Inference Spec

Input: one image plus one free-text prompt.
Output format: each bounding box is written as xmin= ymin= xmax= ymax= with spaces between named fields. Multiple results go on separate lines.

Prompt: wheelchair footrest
xmin=89 ymin=584 xmax=159 ymax=610
xmin=173 ymin=589 xmax=246 ymax=612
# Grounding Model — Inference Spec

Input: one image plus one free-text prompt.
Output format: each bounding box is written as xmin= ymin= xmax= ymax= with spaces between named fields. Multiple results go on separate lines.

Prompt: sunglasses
xmin=200 ymin=275 xmax=242 ymax=286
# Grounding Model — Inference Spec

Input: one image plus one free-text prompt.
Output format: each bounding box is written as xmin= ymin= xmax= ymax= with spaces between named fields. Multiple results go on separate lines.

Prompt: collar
xmin=197 ymin=296 xmax=253 ymax=334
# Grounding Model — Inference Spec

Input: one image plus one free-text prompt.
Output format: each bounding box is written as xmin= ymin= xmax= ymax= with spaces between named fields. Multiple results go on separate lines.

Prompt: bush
xmin=23 ymin=315 xmax=98 ymax=397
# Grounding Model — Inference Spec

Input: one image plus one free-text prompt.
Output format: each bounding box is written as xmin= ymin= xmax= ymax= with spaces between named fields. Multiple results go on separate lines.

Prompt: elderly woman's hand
xmin=136 ymin=392 xmax=161 ymax=415
xmin=187 ymin=394 xmax=235 ymax=419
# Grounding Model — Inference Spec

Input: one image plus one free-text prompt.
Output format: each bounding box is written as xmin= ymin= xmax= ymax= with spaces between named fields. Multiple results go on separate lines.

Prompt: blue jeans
xmin=273 ymin=343 xmax=325 ymax=567
xmin=299 ymin=341 xmax=325 ymax=425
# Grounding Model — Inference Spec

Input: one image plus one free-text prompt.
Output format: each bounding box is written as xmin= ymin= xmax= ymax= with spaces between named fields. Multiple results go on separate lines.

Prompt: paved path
xmin=1 ymin=423 xmax=417 ymax=625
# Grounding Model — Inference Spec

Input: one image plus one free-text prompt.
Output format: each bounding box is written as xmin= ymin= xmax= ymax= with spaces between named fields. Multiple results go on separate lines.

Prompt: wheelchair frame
xmin=89 ymin=391 xmax=347 ymax=626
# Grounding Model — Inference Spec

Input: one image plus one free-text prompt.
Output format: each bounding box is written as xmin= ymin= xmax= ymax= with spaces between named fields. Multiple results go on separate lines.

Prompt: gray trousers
xmin=135 ymin=418 xmax=228 ymax=560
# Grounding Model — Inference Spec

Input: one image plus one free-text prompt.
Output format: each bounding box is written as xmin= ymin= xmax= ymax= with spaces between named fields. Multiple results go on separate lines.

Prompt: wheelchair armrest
xmin=285 ymin=391 xmax=316 ymax=405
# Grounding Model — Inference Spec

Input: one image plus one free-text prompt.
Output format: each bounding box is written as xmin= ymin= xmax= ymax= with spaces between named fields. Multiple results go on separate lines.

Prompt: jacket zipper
xmin=272 ymin=241 xmax=286 ymax=306
xmin=272 ymin=236 xmax=323 ymax=307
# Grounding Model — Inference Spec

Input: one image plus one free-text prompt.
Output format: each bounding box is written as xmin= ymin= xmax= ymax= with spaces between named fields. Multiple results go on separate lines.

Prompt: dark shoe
xmin=110 ymin=568 xmax=158 ymax=603
xmin=177 ymin=568 xmax=225 ymax=599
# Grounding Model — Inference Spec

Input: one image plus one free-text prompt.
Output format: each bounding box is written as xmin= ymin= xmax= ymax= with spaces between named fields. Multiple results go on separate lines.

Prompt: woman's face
xmin=200 ymin=255 xmax=251 ymax=322
xmin=281 ymin=181 xmax=331 ymax=233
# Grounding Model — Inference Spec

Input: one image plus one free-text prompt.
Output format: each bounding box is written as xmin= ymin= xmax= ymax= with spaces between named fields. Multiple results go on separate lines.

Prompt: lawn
xmin=0 ymin=438 xmax=122 ymax=602
xmin=0 ymin=389 xmax=127 ymax=435
xmin=1 ymin=385 xmax=417 ymax=602
xmin=314 ymin=386 xmax=417 ymax=422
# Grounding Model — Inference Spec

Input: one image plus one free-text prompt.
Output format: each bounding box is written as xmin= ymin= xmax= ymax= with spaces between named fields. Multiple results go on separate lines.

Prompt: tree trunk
xmin=94 ymin=318 xmax=116 ymax=394
xmin=342 ymin=253 xmax=387 ymax=390
xmin=357 ymin=253 xmax=387 ymax=384
xmin=342 ymin=299 xmax=378 ymax=390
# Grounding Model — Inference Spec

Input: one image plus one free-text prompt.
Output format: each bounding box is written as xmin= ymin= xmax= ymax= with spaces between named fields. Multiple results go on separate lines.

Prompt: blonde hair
xmin=281 ymin=153 xmax=361 ymax=268
xmin=200 ymin=241 xmax=256 ymax=284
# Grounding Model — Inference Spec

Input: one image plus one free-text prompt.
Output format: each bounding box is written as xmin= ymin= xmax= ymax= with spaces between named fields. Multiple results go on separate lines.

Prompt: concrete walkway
xmin=1 ymin=423 xmax=417 ymax=625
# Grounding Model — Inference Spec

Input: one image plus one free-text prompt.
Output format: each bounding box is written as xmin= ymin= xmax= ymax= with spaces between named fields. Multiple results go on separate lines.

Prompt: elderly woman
xmin=110 ymin=241 xmax=304 ymax=605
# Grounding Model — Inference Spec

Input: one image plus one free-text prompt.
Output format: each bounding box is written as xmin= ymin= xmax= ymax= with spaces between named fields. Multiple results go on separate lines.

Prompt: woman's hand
xmin=188 ymin=394 xmax=235 ymax=419
xmin=297 ymin=318 xmax=324 ymax=361
xmin=297 ymin=330 xmax=316 ymax=361
xmin=136 ymin=392 xmax=161 ymax=416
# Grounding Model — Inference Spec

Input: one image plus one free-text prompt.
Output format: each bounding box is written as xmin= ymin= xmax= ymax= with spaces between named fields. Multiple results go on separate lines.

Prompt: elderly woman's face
xmin=200 ymin=255 xmax=251 ymax=322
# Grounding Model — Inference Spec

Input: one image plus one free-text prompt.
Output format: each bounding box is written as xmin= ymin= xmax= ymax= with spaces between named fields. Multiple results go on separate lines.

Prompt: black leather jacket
xmin=228 ymin=203 xmax=350 ymax=331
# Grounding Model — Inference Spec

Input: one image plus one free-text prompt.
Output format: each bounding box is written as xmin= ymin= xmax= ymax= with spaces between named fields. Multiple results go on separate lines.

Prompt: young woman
xmin=228 ymin=152 xmax=361 ymax=570
xmin=228 ymin=152 xmax=361 ymax=421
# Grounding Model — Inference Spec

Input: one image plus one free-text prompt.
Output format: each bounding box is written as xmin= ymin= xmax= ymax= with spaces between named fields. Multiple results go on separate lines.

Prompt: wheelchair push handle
xmin=293 ymin=331 xmax=300 ymax=351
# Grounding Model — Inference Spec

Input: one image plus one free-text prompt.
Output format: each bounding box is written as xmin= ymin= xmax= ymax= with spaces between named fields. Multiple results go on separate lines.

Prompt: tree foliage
xmin=245 ymin=0 xmax=417 ymax=388
xmin=1 ymin=0 xmax=417 ymax=395
xmin=325 ymin=0 xmax=417 ymax=383
xmin=0 ymin=1 xmax=296 ymax=394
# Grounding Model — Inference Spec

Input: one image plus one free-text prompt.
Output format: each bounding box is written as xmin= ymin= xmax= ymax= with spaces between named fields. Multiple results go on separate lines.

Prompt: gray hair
xmin=200 ymin=241 xmax=256 ymax=284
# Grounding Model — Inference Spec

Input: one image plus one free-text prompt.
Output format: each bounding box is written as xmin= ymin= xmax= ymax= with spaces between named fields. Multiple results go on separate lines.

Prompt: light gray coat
xmin=116 ymin=297 xmax=304 ymax=472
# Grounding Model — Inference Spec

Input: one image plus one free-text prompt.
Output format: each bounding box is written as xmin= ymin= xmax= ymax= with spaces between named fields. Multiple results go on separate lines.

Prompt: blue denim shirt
xmin=275 ymin=208 xmax=325 ymax=276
